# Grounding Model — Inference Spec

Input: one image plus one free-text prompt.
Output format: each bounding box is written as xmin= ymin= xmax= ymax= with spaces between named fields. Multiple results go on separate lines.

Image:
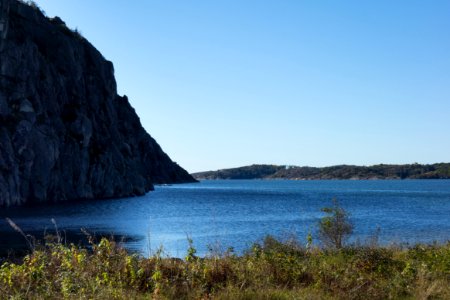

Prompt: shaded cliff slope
xmin=192 ymin=163 xmax=450 ymax=180
xmin=0 ymin=0 xmax=195 ymax=207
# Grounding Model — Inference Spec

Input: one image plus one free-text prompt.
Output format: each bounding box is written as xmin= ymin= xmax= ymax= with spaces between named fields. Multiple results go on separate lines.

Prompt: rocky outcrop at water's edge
xmin=0 ymin=0 xmax=195 ymax=206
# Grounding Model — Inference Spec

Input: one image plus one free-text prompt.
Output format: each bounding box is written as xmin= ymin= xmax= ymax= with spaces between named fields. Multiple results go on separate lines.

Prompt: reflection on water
xmin=1 ymin=180 xmax=449 ymax=257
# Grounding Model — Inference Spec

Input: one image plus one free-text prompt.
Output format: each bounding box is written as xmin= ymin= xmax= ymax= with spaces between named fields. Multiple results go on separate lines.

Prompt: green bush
xmin=0 ymin=236 xmax=449 ymax=299
xmin=318 ymin=199 xmax=354 ymax=249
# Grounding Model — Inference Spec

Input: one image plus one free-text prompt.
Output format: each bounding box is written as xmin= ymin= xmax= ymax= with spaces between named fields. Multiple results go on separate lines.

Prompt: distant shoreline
xmin=194 ymin=177 xmax=450 ymax=181
xmin=192 ymin=163 xmax=450 ymax=180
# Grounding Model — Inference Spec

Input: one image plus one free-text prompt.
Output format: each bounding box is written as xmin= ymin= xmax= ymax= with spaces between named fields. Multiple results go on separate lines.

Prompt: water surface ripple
xmin=1 ymin=180 xmax=449 ymax=257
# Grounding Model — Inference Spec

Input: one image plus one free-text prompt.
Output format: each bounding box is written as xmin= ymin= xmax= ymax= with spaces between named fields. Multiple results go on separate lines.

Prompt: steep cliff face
xmin=0 ymin=0 xmax=195 ymax=207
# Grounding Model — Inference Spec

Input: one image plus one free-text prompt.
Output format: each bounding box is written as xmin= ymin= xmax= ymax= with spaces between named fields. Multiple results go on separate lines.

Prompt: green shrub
xmin=318 ymin=199 xmax=354 ymax=249
xmin=0 ymin=235 xmax=448 ymax=299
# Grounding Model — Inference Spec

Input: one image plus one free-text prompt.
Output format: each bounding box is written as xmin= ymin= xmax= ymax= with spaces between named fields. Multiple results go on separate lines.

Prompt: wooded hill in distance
xmin=192 ymin=163 xmax=450 ymax=180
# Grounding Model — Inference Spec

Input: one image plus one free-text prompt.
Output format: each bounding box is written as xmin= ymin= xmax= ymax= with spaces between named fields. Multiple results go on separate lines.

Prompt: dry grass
xmin=0 ymin=234 xmax=448 ymax=299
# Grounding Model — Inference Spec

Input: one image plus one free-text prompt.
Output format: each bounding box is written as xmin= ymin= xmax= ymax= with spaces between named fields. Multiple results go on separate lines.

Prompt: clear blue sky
xmin=36 ymin=0 xmax=450 ymax=173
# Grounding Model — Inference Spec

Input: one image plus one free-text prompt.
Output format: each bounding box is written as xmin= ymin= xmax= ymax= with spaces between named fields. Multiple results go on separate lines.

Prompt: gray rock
xmin=0 ymin=0 xmax=195 ymax=207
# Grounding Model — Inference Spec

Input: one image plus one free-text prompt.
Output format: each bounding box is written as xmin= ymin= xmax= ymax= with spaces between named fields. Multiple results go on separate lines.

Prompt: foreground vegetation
xmin=0 ymin=234 xmax=449 ymax=299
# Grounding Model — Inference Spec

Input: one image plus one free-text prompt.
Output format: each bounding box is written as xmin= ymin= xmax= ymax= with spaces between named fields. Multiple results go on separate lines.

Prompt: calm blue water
xmin=1 ymin=180 xmax=449 ymax=257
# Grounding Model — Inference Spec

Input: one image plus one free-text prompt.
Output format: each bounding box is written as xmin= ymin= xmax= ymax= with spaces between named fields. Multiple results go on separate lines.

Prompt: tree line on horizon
xmin=192 ymin=163 xmax=450 ymax=180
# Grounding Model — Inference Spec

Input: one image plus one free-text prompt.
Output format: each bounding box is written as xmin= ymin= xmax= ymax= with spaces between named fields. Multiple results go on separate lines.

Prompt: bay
xmin=1 ymin=180 xmax=449 ymax=257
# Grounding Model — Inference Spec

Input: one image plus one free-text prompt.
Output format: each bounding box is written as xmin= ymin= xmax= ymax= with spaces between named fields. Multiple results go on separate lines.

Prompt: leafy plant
xmin=318 ymin=199 xmax=353 ymax=249
xmin=1 ymin=218 xmax=449 ymax=299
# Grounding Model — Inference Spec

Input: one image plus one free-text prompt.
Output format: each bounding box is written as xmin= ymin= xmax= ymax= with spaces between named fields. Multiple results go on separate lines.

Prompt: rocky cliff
xmin=0 ymin=0 xmax=195 ymax=207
